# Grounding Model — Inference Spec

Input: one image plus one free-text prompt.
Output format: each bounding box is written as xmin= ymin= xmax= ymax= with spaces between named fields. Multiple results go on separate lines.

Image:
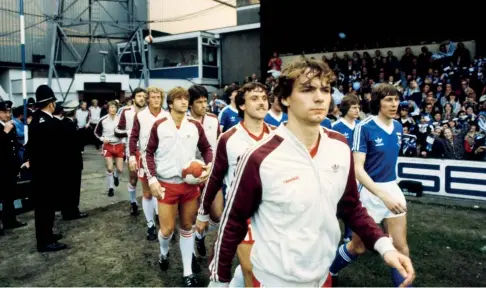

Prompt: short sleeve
xmin=352 ymin=123 xmax=367 ymax=153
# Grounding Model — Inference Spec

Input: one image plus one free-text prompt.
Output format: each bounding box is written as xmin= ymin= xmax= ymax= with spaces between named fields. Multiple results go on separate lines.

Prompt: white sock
xmin=152 ymin=197 xmax=159 ymax=216
xmin=114 ymin=170 xmax=118 ymax=178
xmin=229 ymin=265 xmax=245 ymax=287
xmin=142 ymin=197 xmax=155 ymax=227
xmin=180 ymin=228 xmax=194 ymax=277
xmin=107 ymin=172 xmax=114 ymax=189
xmin=128 ymin=184 xmax=137 ymax=204
xmin=158 ymin=230 xmax=172 ymax=258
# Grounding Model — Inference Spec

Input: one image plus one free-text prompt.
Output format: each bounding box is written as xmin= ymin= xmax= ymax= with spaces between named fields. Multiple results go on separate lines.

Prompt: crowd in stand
xmin=258 ymin=42 xmax=486 ymax=161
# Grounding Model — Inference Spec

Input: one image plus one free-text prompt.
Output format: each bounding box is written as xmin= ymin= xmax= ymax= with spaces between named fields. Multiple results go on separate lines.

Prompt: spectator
xmin=268 ymin=52 xmax=282 ymax=71
xmin=442 ymin=103 xmax=455 ymax=121
xmin=430 ymin=127 xmax=465 ymax=159
xmin=263 ymin=41 xmax=486 ymax=164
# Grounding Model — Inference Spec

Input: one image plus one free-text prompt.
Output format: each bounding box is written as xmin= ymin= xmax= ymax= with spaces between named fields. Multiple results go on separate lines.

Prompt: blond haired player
xmin=94 ymin=100 xmax=124 ymax=197
xmin=143 ymin=87 xmax=213 ymax=287
xmin=115 ymin=87 xmax=147 ymax=215
xmin=128 ymin=86 xmax=166 ymax=240
xmin=196 ymin=82 xmax=274 ymax=287
xmin=208 ymin=58 xmax=415 ymax=287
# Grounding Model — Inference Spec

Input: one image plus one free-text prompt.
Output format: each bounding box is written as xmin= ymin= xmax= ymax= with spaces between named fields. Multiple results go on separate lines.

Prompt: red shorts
xmin=241 ymin=219 xmax=254 ymax=245
xmin=103 ymin=143 xmax=125 ymax=158
xmin=135 ymin=151 xmax=148 ymax=182
xmin=158 ymin=181 xmax=200 ymax=205
xmin=252 ymin=273 xmax=332 ymax=287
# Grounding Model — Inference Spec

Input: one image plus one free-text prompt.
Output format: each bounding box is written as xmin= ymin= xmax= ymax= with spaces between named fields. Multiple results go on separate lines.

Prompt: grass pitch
xmin=0 ymin=200 xmax=485 ymax=287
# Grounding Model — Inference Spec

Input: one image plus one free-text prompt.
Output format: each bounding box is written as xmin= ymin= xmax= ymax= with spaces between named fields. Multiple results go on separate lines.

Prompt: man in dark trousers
xmin=26 ymin=85 xmax=67 ymax=252
xmin=61 ymin=100 xmax=88 ymax=220
xmin=0 ymin=101 xmax=28 ymax=235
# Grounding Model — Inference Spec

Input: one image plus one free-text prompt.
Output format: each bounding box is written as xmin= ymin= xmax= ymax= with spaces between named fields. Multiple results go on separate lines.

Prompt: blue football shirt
xmin=264 ymin=111 xmax=288 ymax=127
xmin=352 ymin=116 xmax=402 ymax=183
xmin=332 ymin=118 xmax=359 ymax=148
xmin=218 ymin=105 xmax=241 ymax=133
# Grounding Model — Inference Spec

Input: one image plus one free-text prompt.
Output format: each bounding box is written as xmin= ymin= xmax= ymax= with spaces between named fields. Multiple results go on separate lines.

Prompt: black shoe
xmin=147 ymin=225 xmax=157 ymax=241
xmin=158 ymin=253 xmax=169 ymax=271
xmin=53 ymin=233 xmax=63 ymax=241
xmin=191 ymin=254 xmax=201 ymax=273
xmin=195 ymin=236 xmax=207 ymax=257
xmin=183 ymin=274 xmax=198 ymax=287
xmin=108 ymin=188 xmax=114 ymax=197
xmin=63 ymin=212 xmax=88 ymax=221
xmin=4 ymin=221 xmax=27 ymax=229
xmin=0 ymin=228 xmax=4 ymax=236
xmin=37 ymin=242 xmax=67 ymax=252
xmin=113 ymin=175 xmax=119 ymax=187
xmin=130 ymin=203 xmax=139 ymax=216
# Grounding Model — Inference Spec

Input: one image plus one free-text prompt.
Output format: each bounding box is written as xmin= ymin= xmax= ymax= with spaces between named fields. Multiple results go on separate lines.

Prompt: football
xmin=182 ymin=159 xmax=207 ymax=185
xmin=144 ymin=35 xmax=153 ymax=44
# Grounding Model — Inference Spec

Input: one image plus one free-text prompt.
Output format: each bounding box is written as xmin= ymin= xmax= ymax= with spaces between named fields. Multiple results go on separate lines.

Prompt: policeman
xmin=26 ymin=85 xmax=67 ymax=252
xmin=60 ymin=100 xmax=88 ymax=220
xmin=27 ymin=97 xmax=36 ymax=113
xmin=53 ymin=101 xmax=64 ymax=121
xmin=0 ymin=101 xmax=28 ymax=235
xmin=51 ymin=102 xmax=65 ymax=212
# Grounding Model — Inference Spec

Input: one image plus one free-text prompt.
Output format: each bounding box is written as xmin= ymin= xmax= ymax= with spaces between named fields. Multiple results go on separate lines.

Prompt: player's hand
xmin=103 ymin=139 xmax=110 ymax=144
xmin=149 ymin=182 xmax=165 ymax=200
xmin=3 ymin=120 xmax=14 ymax=134
xmin=20 ymin=161 xmax=30 ymax=169
xmin=195 ymin=219 xmax=209 ymax=235
xmin=128 ymin=159 xmax=138 ymax=172
xmin=199 ymin=162 xmax=213 ymax=183
xmin=383 ymin=250 xmax=415 ymax=287
xmin=381 ymin=194 xmax=407 ymax=215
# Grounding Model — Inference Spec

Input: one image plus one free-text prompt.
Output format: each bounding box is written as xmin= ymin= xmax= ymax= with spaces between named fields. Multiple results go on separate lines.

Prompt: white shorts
xmin=359 ymin=181 xmax=406 ymax=223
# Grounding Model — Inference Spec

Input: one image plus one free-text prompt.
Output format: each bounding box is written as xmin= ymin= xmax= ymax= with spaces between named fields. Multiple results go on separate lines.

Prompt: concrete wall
xmin=149 ymin=0 xmax=236 ymax=34
xmin=221 ymin=29 xmax=260 ymax=85
xmin=236 ymin=4 xmax=260 ymax=25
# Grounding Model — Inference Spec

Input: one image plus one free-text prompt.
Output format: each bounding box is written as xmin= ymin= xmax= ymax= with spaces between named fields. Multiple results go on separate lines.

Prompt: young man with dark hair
xmin=144 ymin=87 xmax=213 ymax=287
xmin=218 ymin=86 xmax=241 ymax=133
xmin=331 ymin=94 xmax=361 ymax=242
xmin=329 ymin=83 xmax=411 ymax=287
xmin=187 ymin=84 xmax=222 ymax=257
xmin=208 ymin=59 xmax=414 ymax=287
xmin=264 ymin=93 xmax=288 ymax=126
xmin=196 ymin=81 xmax=274 ymax=287
xmin=115 ymin=87 xmax=147 ymax=215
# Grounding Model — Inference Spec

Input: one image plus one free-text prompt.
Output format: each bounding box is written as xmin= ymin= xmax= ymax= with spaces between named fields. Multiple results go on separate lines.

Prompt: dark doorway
xmin=82 ymin=82 xmax=122 ymax=105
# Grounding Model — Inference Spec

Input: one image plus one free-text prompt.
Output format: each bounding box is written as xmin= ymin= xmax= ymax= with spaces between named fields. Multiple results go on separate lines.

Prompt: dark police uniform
xmin=60 ymin=101 xmax=87 ymax=220
xmin=25 ymin=85 xmax=66 ymax=252
xmin=51 ymin=102 xmax=65 ymax=212
xmin=0 ymin=101 xmax=27 ymax=232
